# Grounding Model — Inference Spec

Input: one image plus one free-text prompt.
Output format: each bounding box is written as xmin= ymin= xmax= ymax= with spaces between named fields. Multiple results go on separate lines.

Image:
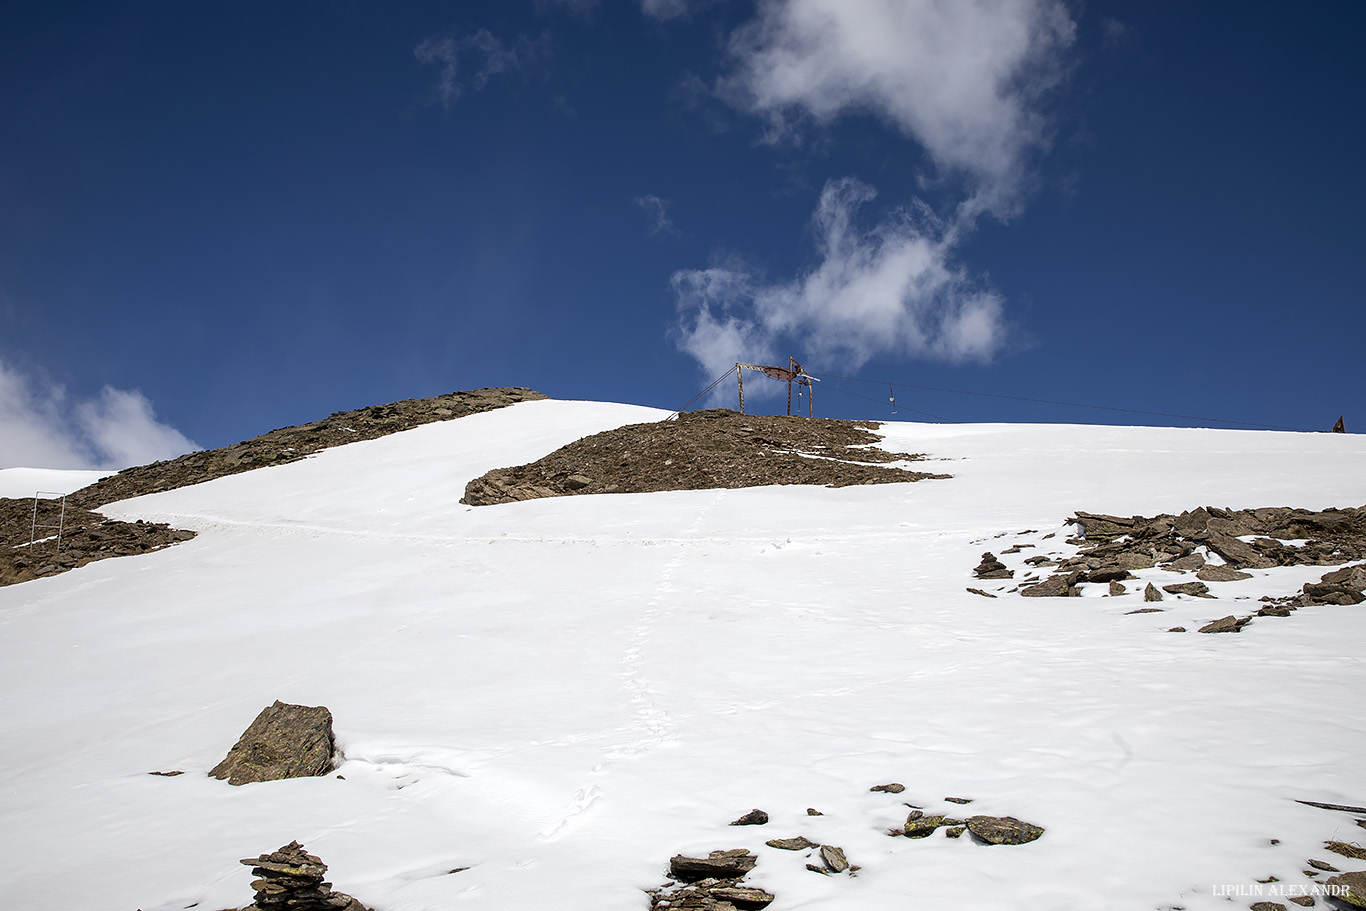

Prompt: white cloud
xmin=414 ymin=28 xmax=545 ymax=110
xmin=640 ymin=0 xmax=694 ymax=21
xmin=0 ymin=358 xmax=198 ymax=470
xmin=673 ymin=178 xmax=1005 ymax=388
xmin=672 ymin=0 xmax=1073 ymax=386
xmin=721 ymin=0 xmax=1075 ymax=215
xmin=635 ymin=194 xmax=678 ymax=237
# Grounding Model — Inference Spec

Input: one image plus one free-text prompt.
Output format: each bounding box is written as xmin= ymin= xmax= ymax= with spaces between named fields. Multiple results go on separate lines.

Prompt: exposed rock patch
xmin=461 ymin=409 xmax=948 ymax=506
xmin=0 ymin=497 xmax=194 ymax=587
xmin=210 ymin=701 xmax=336 ymax=786
xmin=973 ymin=552 xmax=1013 ymax=580
xmin=1 ymin=388 xmax=543 ymax=588
xmin=652 ymin=850 xmax=772 ymax=910
xmin=69 ymin=387 xmax=546 ymax=510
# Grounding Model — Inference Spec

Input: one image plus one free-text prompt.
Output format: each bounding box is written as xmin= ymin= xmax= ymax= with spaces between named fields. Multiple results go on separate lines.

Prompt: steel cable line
xmin=809 ymin=370 xmax=1314 ymax=432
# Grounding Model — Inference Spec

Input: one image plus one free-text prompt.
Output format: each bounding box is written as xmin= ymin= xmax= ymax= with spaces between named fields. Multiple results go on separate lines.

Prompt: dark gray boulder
xmin=1197 ymin=615 xmax=1249 ymax=634
xmin=1021 ymin=575 xmax=1075 ymax=597
xmin=729 ymin=809 xmax=769 ymax=826
xmin=1163 ymin=581 xmax=1213 ymax=598
xmin=209 ymin=701 xmax=335 ymax=786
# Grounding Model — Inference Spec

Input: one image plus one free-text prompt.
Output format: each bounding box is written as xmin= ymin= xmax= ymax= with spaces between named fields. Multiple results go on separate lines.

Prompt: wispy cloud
xmin=673 ymin=0 xmax=1074 ymax=385
xmin=635 ymin=194 xmax=679 ymax=237
xmin=0 ymin=358 xmax=198 ymax=470
xmin=414 ymin=28 xmax=547 ymax=110
xmin=639 ymin=0 xmax=695 ymax=21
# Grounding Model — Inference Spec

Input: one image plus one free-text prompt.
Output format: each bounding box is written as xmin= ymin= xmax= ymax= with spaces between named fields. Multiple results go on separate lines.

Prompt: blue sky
xmin=2 ymin=1 xmax=1363 ymax=469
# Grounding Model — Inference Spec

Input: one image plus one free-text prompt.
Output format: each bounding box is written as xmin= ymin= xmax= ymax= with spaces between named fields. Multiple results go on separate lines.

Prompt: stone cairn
xmin=240 ymin=842 xmax=369 ymax=911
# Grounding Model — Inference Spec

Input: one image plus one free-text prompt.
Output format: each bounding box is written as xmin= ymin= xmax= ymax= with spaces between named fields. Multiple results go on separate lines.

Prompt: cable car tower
xmin=735 ymin=357 xmax=818 ymax=417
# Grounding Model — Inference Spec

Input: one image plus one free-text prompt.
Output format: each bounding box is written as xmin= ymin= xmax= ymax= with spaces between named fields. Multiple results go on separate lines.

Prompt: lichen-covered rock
xmin=870 ymin=782 xmax=905 ymax=793
xmin=965 ymin=815 xmax=1045 ymax=845
xmin=729 ymin=808 xmax=769 ymax=826
xmin=1323 ymin=871 xmax=1366 ymax=908
xmin=903 ymin=813 xmax=945 ymax=838
xmin=818 ymin=845 xmax=849 ymax=873
xmin=765 ymin=836 xmax=816 ymax=851
xmin=210 ymin=701 xmax=335 ymax=786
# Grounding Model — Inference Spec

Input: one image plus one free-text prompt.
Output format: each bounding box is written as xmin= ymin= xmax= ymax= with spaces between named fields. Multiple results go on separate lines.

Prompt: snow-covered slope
xmin=2 ymin=398 xmax=1364 ymax=911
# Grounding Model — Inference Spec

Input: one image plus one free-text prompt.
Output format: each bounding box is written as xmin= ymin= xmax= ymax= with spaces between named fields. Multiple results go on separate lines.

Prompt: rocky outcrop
xmin=210 ymin=701 xmax=336 ymax=786
xmin=0 ymin=502 xmax=194 ymax=588
xmin=239 ymin=841 xmax=369 ymax=911
xmin=462 ymin=409 xmax=949 ymax=506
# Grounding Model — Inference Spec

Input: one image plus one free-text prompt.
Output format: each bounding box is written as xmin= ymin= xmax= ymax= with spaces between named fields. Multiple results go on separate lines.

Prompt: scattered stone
xmin=669 ymin=850 xmax=758 ymax=881
xmin=818 ymin=845 xmax=849 ymax=874
xmin=1145 ymin=583 xmax=1164 ymax=602
xmin=945 ymin=826 xmax=966 ymax=838
xmin=765 ymin=837 xmax=817 ymax=851
xmin=1197 ymin=564 xmax=1255 ymax=582
xmin=1198 ymin=615 xmax=1250 ymax=634
xmin=149 ymin=770 xmax=184 ymax=776
xmin=1287 ymin=896 xmax=1315 ymax=907
xmin=965 ymin=815 xmax=1045 ymax=845
xmin=870 ymin=782 xmax=905 ymax=793
xmin=806 ymin=808 xmax=823 ymax=816
xmin=806 ymin=863 xmax=827 ymax=875
xmin=1322 ymin=871 xmax=1366 ymax=907
xmin=1308 ymin=858 xmax=1341 ymax=872
xmin=1302 ymin=582 xmax=1365 ymax=605
xmin=1165 ymin=553 xmax=1207 ymax=572
xmin=1168 ymin=627 xmax=1187 ymax=632
xmin=944 ymin=797 xmax=973 ymax=804
xmin=1126 ymin=608 xmax=1164 ymax=614
xmin=1086 ymin=566 xmax=1132 ymax=583
xmin=239 ymin=841 xmax=370 ymax=911
xmin=1248 ymin=902 xmax=1287 ymax=911
xmin=1020 ymin=575 xmax=1075 ymax=598
xmin=903 ymin=814 xmax=945 ymax=838
xmin=209 ymin=701 xmax=336 ymax=786
xmin=966 ymin=587 xmax=998 ymax=598
xmin=729 ymin=809 xmax=769 ymax=826
xmin=1109 ymin=580 xmax=1127 ymax=596
xmin=708 ymin=885 xmax=776 ymax=909
xmin=973 ymin=553 xmax=1014 ymax=580
xmin=1164 ymin=581 xmax=1214 ymax=598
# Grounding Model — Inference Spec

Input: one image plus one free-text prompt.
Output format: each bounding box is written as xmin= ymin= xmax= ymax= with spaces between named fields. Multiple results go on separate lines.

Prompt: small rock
xmin=765 ymin=837 xmax=817 ymax=851
xmin=1197 ymin=564 xmax=1254 ymax=582
xmin=903 ymin=814 xmax=945 ymax=838
xmin=563 ymin=474 xmax=593 ymax=490
xmin=1168 ymin=627 xmax=1187 ymax=632
xmin=818 ymin=845 xmax=849 ymax=874
xmin=965 ymin=815 xmax=1045 ymax=845
xmin=1020 ymin=575 xmax=1073 ymax=598
xmin=1287 ymin=896 xmax=1315 ymax=907
xmin=945 ymin=826 xmax=966 ymax=838
xmin=1164 ymin=581 xmax=1214 ymax=598
xmin=1164 ymin=553 xmax=1207 ymax=572
xmin=1248 ymin=903 xmax=1287 ymax=911
xmin=1145 ymin=583 xmax=1164 ymax=602
xmin=1197 ymin=615 xmax=1248 ymax=634
xmin=870 ymin=782 xmax=905 ymax=793
xmin=805 ymin=863 xmax=827 ymax=875
xmin=1308 ymin=859 xmax=1340 ymax=872
xmin=730 ymin=809 xmax=769 ymax=826
xmin=806 ymin=808 xmax=823 ymax=816
xmin=709 ymin=885 xmax=776 ymax=908
xmin=966 ymin=587 xmax=998 ymax=598
xmin=209 ymin=700 xmax=336 ymax=786
xmin=1125 ymin=608 xmax=1164 ymax=614
xmin=944 ymin=796 xmax=973 ymax=804
xmin=1109 ymin=580 xmax=1127 ymax=596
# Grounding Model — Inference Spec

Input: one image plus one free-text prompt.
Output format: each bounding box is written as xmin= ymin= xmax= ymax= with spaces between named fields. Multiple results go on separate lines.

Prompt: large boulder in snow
xmin=209 ymin=700 xmax=336 ymax=786
xmin=965 ymin=815 xmax=1045 ymax=845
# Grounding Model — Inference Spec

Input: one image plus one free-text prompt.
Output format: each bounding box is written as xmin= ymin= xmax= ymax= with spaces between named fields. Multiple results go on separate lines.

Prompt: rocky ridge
xmin=0 ymin=387 xmax=544 ymax=588
xmin=462 ymin=408 xmax=948 ymax=506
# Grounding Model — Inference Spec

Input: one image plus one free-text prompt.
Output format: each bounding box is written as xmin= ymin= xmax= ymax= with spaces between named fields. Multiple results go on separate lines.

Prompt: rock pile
xmin=462 ymin=409 xmax=949 ymax=507
xmin=972 ymin=553 xmax=1013 ymax=580
xmin=210 ymin=701 xmax=336 ymax=786
xmin=239 ymin=841 xmax=369 ymax=911
xmin=649 ymin=849 xmax=773 ymax=910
